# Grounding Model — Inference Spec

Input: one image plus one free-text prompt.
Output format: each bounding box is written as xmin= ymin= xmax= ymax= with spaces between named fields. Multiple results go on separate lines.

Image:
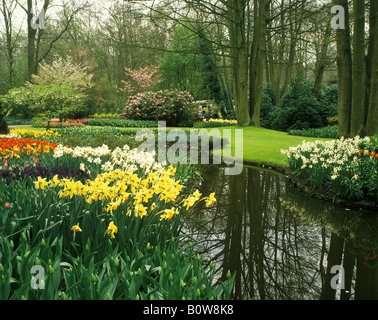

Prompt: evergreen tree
xmin=0 ymin=101 xmax=9 ymax=134
xmin=196 ymin=24 xmax=234 ymax=118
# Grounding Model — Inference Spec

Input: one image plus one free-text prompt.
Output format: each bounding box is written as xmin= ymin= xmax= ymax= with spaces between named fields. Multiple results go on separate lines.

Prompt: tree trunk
xmin=227 ymin=0 xmax=250 ymax=126
xmin=274 ymin=0 xmax=286 ymax=105
xmin=282 ymin=0 xmax=299 ymax=95
xmin=313 ymin=21 xmax=332 ymax=100
xmin=350 ymin=0 xmax=366 ymax=137
xmin=27 ymin=0 xmax=37 ymax=80
xmin=365 ymin=0 xmax=378 ymax=136
xmin=2 ymin=0 xmax=15 ymax=88
xmin=249 ymin=0 xmax=269 ymax=126
xmin=334 ymin=0 xmax=352 ymax=138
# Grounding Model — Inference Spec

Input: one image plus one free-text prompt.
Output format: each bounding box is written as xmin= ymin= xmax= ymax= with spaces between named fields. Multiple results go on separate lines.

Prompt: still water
xmin=185 ymin=165 xmax=378 ymax=300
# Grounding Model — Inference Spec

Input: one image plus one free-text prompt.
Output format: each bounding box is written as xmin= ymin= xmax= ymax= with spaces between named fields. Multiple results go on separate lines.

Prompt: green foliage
xmin=159 ymin=22 xmax=233 ymax=119
xmin=31 ymin=116 xmax=49 ymax=128
xmin=1 ymin=85 xmax=87 ymax=121
xmin=87 ymin=119 xmax=158 ymax=128
xmin=159 ymin=24 xmax=204 ymax=98
xmin=260 ymin=85 xmax=276 ymax=129
xmin=288 ymin=125 xmax=339 ymax=138
xmin=196 ymin=25 xmax=233 ymax=118
xmin=88 ymin=113 xmax=121 ymax=119
xmin=30 ymin=55 xmax=94 ymax=119
xmin=0 ymin=102 xmax=9 ymax=134
xmin=262 ymin=83 xmax=276 ymax=106
xmin=0 ymin=231 xmax=234 ymax=300
xmin=319 ymin=84 xmax=338 ymax=117
xmin=52 ymin=126 xmax=142 ymax=150
xmin=0 ymin=87 xmax=34 ymax=120
xmin=271 ymin=78 xmax=331 ymax=131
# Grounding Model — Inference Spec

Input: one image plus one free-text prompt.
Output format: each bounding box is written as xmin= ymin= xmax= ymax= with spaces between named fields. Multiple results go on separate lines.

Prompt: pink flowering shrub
xmin=119 ymin=65 xmax=161 ymax=97
xmin=121 ymin=89 xmax=199 ymax=127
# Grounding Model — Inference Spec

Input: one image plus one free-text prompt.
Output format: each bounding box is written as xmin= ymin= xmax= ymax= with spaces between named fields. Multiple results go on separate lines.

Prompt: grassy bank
xmin=204 ymin=126 xmax=333 ymax=166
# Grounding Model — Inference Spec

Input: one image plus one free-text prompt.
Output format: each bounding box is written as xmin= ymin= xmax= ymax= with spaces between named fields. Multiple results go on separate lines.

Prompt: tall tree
xmin=333 ymin=0 xmax=352 ymax=138
xmin=0 ymin=0 xmax=17 ymax=88
xmin=333 ymin=0 xmax=377 ymax=137
xmin=196 ymin=24 xmax=234 ymax=117
xmin=350 ymin=0 xmax=366 ymax=136
xmin=313 ymin=18 xmax=333 ymax=100
xmin=226 ymin=0 xmax=250 ymax=126
xmin=249 ymin=0 xmax=270 ymax=125
xmin=365 ymin=0 xmax=378 ymax=137
xmin=18 ymin=0 xmax=88 ymax=80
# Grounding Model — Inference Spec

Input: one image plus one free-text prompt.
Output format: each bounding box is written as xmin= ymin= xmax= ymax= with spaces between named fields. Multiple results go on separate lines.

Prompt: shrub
xmin=288 ymin=125 xmax=339 ymax=139
xmin=260 ymin=92 xmax=276 ymax=128
xmin=88 ymin=113 xmax=121 ymax=119
xmin=0 ymin=102 xmax=9 ymax=135
xmin=122 ymin=89 xmax=199 ymax=127
xmin=31 ymin=55 xmax=93 ymax=92
xmin=1 ymin=85 xmax=87 ymax=122
xmin=32 ymin=116 xmax=47 ymax=128
xmin=320 ymin=84 xmax=338 ymax=117
xmin=51 ymin=126 xmax=141 ymax=150
xmin=87 ymin=119 xmax=158 ymax=128
xmin=271 ymin=78 xmax=330 ymax=131
xmin=262 ymin=83 xmax=276 ymax=106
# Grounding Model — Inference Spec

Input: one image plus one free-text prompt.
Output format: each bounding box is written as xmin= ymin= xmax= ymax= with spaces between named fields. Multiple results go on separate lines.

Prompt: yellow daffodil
xmin=183 ymin=196 xmax=197 ymax=210
xmin=31 ymin=146 xmax=216 ymax=224
xmin=193 ymin=189 xmax=202 ymax=200
xmin=49 ymin=174 xmax=60 ymax=187
xmin=205 ymin=192 xmax=216 ymax=207
xmin=105 ymin=221 xmax=118 ymax=238
xmin=134 ymin=204 xmax=147 ymax=218
xmin=160 ymin=208 xmax=179 ymax=221
xmin=71 ymin=224 xmax=82 ymax=232
xmin=34 ymin=177 xmax=49 ymax=190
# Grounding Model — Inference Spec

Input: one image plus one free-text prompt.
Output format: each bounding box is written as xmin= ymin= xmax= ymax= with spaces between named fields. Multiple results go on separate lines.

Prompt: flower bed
xmin=0 ymin=130 xmax=234 ymax=300
xmin=43 ymin=119 xmax=86 ymax=127
xmin=194 ymin=118 xmax=238 ymax=128
xmin=281 ymin=135 xmax=378 ymax=203
xmin=0 ymin=137 xmax=58 ymax=163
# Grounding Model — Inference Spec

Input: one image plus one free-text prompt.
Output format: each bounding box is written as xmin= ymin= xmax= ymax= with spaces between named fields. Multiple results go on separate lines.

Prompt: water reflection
xmin=185 ymin=165 xmax=378 ymax=300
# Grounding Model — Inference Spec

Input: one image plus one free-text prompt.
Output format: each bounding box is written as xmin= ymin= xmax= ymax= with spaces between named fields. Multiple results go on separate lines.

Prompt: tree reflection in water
xmin=184 ymin=165 xmax=378 ymax=300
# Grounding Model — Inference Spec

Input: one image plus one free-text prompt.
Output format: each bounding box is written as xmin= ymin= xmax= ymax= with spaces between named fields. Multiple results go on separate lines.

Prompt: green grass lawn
xmin=9 ymin=124 xmax=333 ymax=167
xmin=203 ymin=125 xmax=333 ymax=167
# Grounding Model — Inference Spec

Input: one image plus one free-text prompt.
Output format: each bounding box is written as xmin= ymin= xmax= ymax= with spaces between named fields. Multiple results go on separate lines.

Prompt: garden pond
xmin=185 ymin=165 xmax=378 ymax=300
